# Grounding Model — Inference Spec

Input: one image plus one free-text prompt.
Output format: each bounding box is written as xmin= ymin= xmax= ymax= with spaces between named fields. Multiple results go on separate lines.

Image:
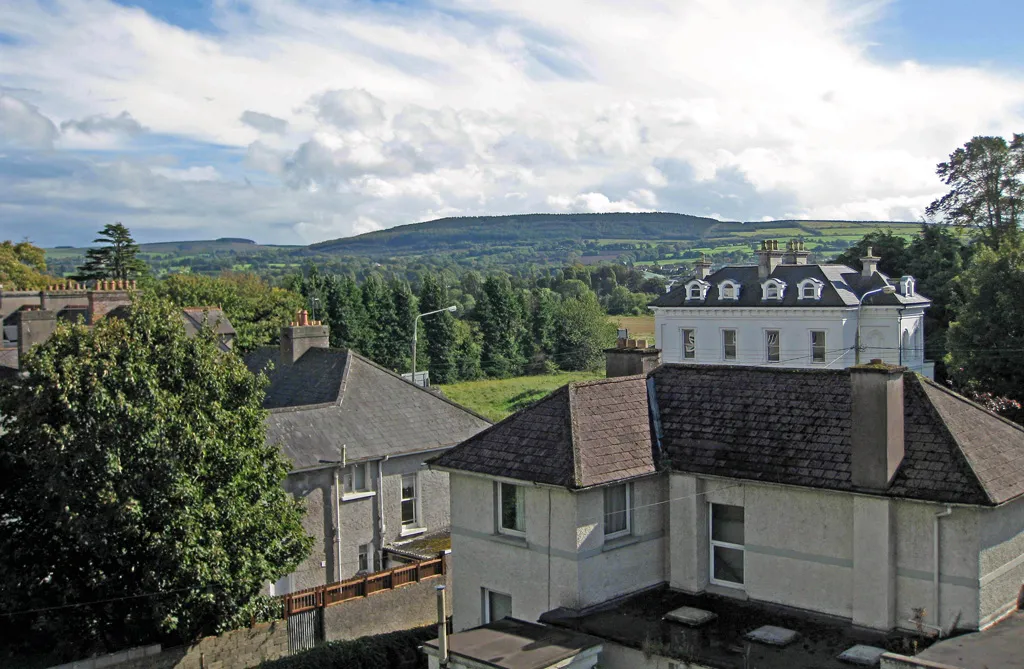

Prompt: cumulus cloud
xmin=0 ymin=0 xmax=1023 ymax=244
xmin=0 ymin=94 xmax=58 ymax=149
xmin=240 ymin=110 xmax=288 ymax=135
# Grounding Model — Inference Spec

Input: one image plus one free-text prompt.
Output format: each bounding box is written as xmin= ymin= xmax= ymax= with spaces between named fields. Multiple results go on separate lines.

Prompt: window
xmin=682 ymin=329 xmax=696 ymax=359
xmin=722 ymin=330 xmax=737 ymax=361
xmin=766 ymin=284 xmax=779 ymax=299
xmin=343 ymin=463 xmax=369 ymax=495
xmin=766 ymin=330 xmax=780 ymax=362
xmin=810 ymin=330 xmax=826 ymax=363
xmin=358 ymin=543 xmax=371 ymax=572
xmin=802 ymin=285 xmax=815 ymax=298
xmin=761 ymin=279 xmax=787 ymax=300
xmin=688 ymin=285 xmax=702 ymax=299
xmin=401 ymin=474 xmax=418 ymax=528
xmin=483 ymin=589 xmax=512 ymax=623
xmin=604 ymin=484 xmax=631 ymax=539
xmin=718 ymin=280 xmax=740 ymax=300
xmin=498 ymin=482 xmax=525 ymax=535
xmin=710 ymin=503 xmax=744 ymax=587
xmin=685 ymin=280 xmax=710 ymax=301
xmin=797 ymin=278 xmax=823 ymax=300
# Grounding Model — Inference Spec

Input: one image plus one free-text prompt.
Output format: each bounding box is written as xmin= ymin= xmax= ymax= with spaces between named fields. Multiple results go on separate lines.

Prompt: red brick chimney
xmin=87 ymin=280 xmax=136 ymax=324
xmin=605 ymin=330 xmax=662 ymax=377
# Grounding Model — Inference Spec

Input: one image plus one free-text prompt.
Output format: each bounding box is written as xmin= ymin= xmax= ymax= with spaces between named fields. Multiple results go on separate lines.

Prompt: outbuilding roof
xmin=244 ymin=346 xmax=491 ymax=470
xmin=430 ymin=375 xmax=655 ymax=489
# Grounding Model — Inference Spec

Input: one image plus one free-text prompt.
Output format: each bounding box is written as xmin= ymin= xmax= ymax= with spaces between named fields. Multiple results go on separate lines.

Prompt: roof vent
xmin=745 ymin=625 xmax=798 ymax=647
xmin=664 ymin=606 xmax=717 ymax=627
xmin=837 ymin=644 xmax=887 ymax=666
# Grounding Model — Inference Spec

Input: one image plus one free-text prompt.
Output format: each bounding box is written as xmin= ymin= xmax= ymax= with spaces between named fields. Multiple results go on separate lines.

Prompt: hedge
xmin=260 ymin=625 xmax=438 ymax=669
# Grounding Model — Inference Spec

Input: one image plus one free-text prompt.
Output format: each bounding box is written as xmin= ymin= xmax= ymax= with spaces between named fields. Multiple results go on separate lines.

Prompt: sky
xmin=1 ymin=0 xmax=1022 ymax=246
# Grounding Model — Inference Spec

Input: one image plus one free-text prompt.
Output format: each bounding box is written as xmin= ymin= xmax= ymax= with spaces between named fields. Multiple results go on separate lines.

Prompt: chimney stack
xmin=850 ymin=361 xmax=905 ymax=490
xmin=861 ymin=247 xmax=880 ymax=278
xmin=605 ymin=330 xmax=662 ymax=377
xmin=436 ymin=585 xmax=449 ymax=665
xmin=87 ymin=279 xmax=136 ymax=324
xmin=757 ymin=240 xmax=785 ymax=278
xmin=15 ymin=307 xmax=57 ymax=363
xmin=693 ymin=253 xmax=713 ymax=280
xmin=783 ymin=240 xmax=810 ymax=265
xmin=280 ymin=309 xmax=330 ymax=364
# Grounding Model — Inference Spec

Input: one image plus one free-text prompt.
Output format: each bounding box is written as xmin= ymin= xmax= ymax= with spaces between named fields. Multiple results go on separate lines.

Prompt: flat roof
xmin=422 ymin=618 xmax=601 ymax=669
xmin=914 ymin=611 xmax=1024 ymax=668
xmin=541 ymin=586 xmax=936 ymax=669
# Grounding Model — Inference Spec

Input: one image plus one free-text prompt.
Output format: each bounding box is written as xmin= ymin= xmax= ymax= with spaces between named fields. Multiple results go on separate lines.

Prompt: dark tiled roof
xmin=653 ymin=364 xmax=1018 ymax=505
xmin=181 ymin=307 xmax=236 ymax=337
xmin=422 ymin=618 xmax=602 ymax=669
xmin=431 ymin=376 xmax=654 ymax=489
xmin=650 ymin=264 xmax=930 ymax=308
xmin=244 ymin=347 xmax=491 ymax=470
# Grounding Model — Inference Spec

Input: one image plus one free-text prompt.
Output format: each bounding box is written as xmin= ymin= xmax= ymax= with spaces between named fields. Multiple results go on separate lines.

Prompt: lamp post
xmin=412 ymin=305 xmax=457 ymax=387
xmin=855 ymin=285 xmax=896 ymax=365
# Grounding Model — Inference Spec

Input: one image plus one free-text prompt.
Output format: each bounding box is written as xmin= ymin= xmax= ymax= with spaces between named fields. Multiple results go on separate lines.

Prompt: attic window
xmin=797 ymin=278 xmax=824 ymax=300
xmin=718 ymin=280 xmax=741 ymax=300
xmin=899 ymin=276 xmax=916 ymax=297
xmin=685 ymin=280 xmax=710 ymax=301
xmin=761 ymin=279 xmax=786 ymax=301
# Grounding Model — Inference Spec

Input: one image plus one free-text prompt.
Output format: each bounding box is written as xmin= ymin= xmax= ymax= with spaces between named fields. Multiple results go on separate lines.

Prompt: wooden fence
xmin=281 ymin=556 xmax=446 ymax=617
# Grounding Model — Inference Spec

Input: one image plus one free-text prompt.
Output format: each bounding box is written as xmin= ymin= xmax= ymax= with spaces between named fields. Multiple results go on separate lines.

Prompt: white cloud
xmin=0 ymin=0 xmax=1023 ymax=244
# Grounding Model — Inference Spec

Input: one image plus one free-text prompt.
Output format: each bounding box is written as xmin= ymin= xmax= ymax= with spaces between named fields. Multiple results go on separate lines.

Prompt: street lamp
xmin=855 ymin=285 xmax=896 ymax=365
xmin=412 ymin=305 xmax=457 ymax=386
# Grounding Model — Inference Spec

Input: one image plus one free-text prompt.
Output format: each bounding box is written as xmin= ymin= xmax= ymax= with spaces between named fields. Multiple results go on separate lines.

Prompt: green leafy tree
xmin=554 ymin=292 xmax=617 ymax=371
xmin=0 ymin=294 xmax=311 ymax=660
xmin=531 ymin=287 xmax=559 ymax=356
xmin=73 ymin=222 xmax=149 ymax=282
xmin=419 ymin=274 xmax=458 ymax=384
xmin=946 ymin=240 xmax=1024 ymax=407
xmin=324 ymin=275 xmax=368 ymax=350
xmin=157 ymin=272 xmax=304 ymax=352
xmin=832 ymin=229 xmax=909 ymax=276
xmin=476 ymin=275 xmax=528 ymax=378
xmin=360 ymin=274 xmax=394 ymax=363
xmin=387 ymin=278 xmax=418 ymax=373
xmin=452 ymin=319 xmax=483 ymax=381
xmin=927 ymin=134 xmax=1024 ymax=248
xmin=0 ymin=240 xmax=57 ymax=289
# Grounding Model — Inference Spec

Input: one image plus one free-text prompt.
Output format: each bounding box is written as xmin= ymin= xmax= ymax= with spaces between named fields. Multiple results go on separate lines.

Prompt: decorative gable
xmin=718 ymin=279 xmax=741 ymax=301
xmin=760 ymin=278 xmax=787 ymax=301
xmin=685 ymin=279 xmax=711 ymax=301
xmin=899 ymin=276 xmax=916 ymax=297
xmin=797 ymin=277 xmax=824 ymax=300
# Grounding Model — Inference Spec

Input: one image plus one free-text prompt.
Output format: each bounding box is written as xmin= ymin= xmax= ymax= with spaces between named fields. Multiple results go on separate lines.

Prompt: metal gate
xmin=287 ymin=607 xmax=322 ymax=653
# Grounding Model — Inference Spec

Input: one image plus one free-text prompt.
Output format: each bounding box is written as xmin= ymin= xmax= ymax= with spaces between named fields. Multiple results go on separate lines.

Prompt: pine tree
xmin=73 ymin=222 xmax=148 ymax=282
xmin=419 ymin=273 xmax=459 ymax=384
xmin=360 ymin=274 xmax=393 ymax=363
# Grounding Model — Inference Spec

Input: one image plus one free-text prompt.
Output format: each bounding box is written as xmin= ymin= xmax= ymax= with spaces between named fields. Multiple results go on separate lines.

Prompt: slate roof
xmin=653 ymin=364 xmax=1024 ymax=506
xmin=181 ymin=307 xmax=236 ymax=337
xmin=430 ymin=376 xmax=655 ymax=489
xmin=650 ymin=264 xmax=930 ymax=308
xmin=244 ymin=346 xmax=491 ymax=471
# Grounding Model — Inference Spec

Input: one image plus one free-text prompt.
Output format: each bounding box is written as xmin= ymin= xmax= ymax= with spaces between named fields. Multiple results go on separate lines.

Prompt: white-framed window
xmin=797 ymin=278 xmax=823 ymax=300
xmin=358 ymin=543 xmax=371 ymax=572
xmin=765 ymin=329 xmax=780 ymax=362
xmin=761 ymin=279 xmax=787 ymax=300
xmin=810 ymin=330 xmax=826 ymax=363
xmin=401 ymin=474 xmax=418 ymax=528
xmin=709 ymin=503 xmax=745 ymax=587
xmin=722 ymin=330 xmax=737 ymax=361
xmin=899 ymin=275 xmax=915 ymax=297
xmin=718 ymin=280 xmax=741 ymax=300
xmin=685 ymin=280 xmax=710 ymax=301
xmin=603 ymin=483 xmax=631 ymax=539
xmin=682 ymin=328 xmax=696 ymax=360
xmin=483 ymin=588 xmax=512 ymax=624
xmin=497 ymin=482 xmax=526 ymax=536
xmin=343 ymin=462 xmax=370 ymax=495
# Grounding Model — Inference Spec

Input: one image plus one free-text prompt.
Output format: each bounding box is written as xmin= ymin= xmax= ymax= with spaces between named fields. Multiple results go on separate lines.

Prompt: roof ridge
xmin=658 ymin=362 xmax=848 ymax=376
xmin=569 ymin=374 xmax=644 ymax=389
xmin=918 ymin=374 xmax=1024 ymax=436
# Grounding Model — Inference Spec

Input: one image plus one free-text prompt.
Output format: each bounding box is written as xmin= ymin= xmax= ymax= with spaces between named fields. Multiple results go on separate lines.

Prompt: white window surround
xmin=483 ymin=588 xmax=513 ymax=624
xmin=722 ymin=329 xmax=737 ymax=361
xmin=681 ymin=328 xmax=696 ymax=360
xmin=603 ymin=483 xmax=632 ymax=540
xmin=342 ymin=462 xmax=373 ymax=499
xmin=765 ymin=329 xmax=780 ymax=363
xmin=358 ymin=543 xmax=372 ymax=572
xmin=709 ymin=503 xmax=745 ymax=588
xmin=797 ymin=278 xmax=824 ymax=300
xmin=760 ymin=279 xmax=787 ymax=301
xmin=899 ymin=275 xmax=916 ymax=297
xmin=685 ymin=279 xmax=711 ymax=301
xmin=497 ymin=482 xmax=526 ymax=536
xmin=718 ymin=280 xmax=741 ymax=300
xmin=810 ymin=330 xmax=827 ymax=364
xmin=400 ymin=473 xmax=423 ymax=535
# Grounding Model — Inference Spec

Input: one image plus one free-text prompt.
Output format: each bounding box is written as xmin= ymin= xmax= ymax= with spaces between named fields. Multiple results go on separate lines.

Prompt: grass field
xmin=439 ymin=370 xmax=605 ymax=422
xmin=612 ymin=315 xmax=655 ymax=339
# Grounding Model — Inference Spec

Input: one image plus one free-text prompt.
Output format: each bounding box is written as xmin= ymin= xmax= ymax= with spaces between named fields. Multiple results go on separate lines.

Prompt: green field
xmin=439 ymin=370 xmax=605 ymax=422
xmin=612 ymin=315 xmax=655 ymax=339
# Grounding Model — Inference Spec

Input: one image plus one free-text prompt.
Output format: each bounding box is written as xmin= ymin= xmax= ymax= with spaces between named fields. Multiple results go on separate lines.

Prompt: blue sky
xmin=1 ymin=0 xmax=1023 ymax=246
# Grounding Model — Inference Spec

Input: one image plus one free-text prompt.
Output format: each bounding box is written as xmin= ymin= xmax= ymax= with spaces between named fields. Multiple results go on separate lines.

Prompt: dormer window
xmin=718 ymin=279 xmax=741 ymax=301
xmin=797 ymin=278 xmax=824 ymax=301
xmin=685 ymin=280 xmax=711 ymax=301
xmin=899 ymin=276 xmax=915 ymax=297
xmin=761 ymin=279 xmax=786 ymax=301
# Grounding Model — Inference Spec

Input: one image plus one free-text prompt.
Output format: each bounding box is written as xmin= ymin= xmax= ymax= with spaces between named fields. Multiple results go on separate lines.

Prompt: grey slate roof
xmin=650 ymin=264 xmax=930 ymax=308
xmin=652 ymin=364 xmax=1024 ymax=506
xmin=435 ymin=364 xmax=1024 ymax=505
xmin=181 ymin=307 xmax=235 ymax=337
xmin=244 ymin=346 xmax=491 ymax=470
xmin=430 ymin=376 xmax=655 ymax=489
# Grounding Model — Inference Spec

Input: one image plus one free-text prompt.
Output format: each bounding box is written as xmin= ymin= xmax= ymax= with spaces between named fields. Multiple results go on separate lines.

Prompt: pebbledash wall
xmin=49 ymin=556 xmax=452 ymax=669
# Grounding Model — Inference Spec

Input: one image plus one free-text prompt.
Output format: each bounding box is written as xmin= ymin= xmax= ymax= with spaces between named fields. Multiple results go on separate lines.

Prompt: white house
xmin=429 ymin=356 xmax=1024 ymax=669
xmin=650 ymin=240 xmax=934 ymax=378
